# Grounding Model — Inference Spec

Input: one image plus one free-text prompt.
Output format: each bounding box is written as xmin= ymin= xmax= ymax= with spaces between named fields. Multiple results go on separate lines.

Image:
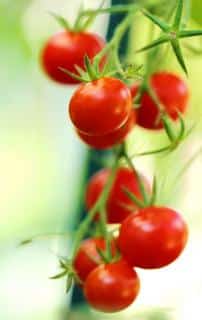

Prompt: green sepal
xmin=66 ymin=276 xmax=73 ymax=293
xmin=171 ymin=39 xmax=188 ymax=75
xmin=18 ymin=239 xmax=33 ymax=246
xmin=84 ymin=55 xmax=98 ymax=80
xmin=49 ymin=12 xmax=71 ymax=30
xmin=162 ymin=115 xmax=176 ymax=142
xmin=141 ymin=9 xmax=170 ymax=32
xmin=59 ymin=67 xmax=89 ymax=83
xmin=179 ymin=29 xmax=202 ymax=38
xmin=122 ymin=187 xmax=145 ymax=208
xmin=149 ymin=176 xmax=157 ymax=206
xmin=172 ymin=0 xmax=183 ymax=30
xmin=49 ymin=270 xmax=67 ymax=280
xmin=136 ymin=35 xmax=169 ymax=53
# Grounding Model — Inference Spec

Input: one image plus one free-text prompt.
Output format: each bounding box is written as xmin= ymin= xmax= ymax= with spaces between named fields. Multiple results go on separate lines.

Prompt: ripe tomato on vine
xmin=130 ymin=72 xmax=189 ymax=130
xmin=86 ymin=166 xmax=151 ymax=224
xmin=69 ymin=77 xmax=132 ymax=136
xmin=84 ymin=259 xmax=140 ymax=313
xmin=118 ymin=206 xmax=188 ymax=269
xmin=42 ymin=31 xmax=106 ymax=84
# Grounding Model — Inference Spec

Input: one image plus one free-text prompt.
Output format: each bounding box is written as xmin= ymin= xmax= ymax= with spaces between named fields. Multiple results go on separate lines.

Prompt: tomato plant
xmin=86 ymin=166 xmax=150 ymax=224
xmin=69 ymin=77 xmax=132 ymax=136
xmin=23 ymin=0 xmax=202 ymax=313
xmin=84 ymin=259 xmax=140 ymax=313
xmin=118 ymin=206 xmax=188 ymax=269
xmin=130 ymin=72 xmax=189 ymax=130
xmin=41 ymin=31 xmax=106 ymax=84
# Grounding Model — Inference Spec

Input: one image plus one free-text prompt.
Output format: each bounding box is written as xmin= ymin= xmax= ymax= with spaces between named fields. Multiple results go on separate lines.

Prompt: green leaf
xmin=136 ymin=35 xmax=169 ymax=53
xmin=171 ymin=39 xmax=188 ymax=75
xmin=141 ymin=9 xmax=170 ymax=32
xmin=49 ymin=12 xmax=71 ymax=30
xmin=173 ymin=0 xmax=184 ymax=30
xmin=179 ymin=29 xmax=202 ymax=38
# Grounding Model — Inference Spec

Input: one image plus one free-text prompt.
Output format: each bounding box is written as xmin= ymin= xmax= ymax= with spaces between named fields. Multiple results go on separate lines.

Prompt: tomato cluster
xmin=40 ymin=14 xmax=190 ymax=314
xmin=70 ymin=169 xmax=188 ymax=313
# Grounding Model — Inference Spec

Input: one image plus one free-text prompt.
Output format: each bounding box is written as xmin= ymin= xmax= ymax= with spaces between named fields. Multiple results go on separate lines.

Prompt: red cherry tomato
xmin=69 ymin=77 xmax=132 ymax=136
xmin=41 ymin=31 xmax=106 ymax=84
xmin=130 ymin=72 xmax=189 ymax=129
xmin=86 ymin=167 xmax=150 ymax=224
xmin=118 ymin=206 xmax=188 ymax=269
xmin=73 ymin=237 xmax=116 ymax=282
xmin=84 ymin=259 xmax=140 ymax=313
xmin=76 ymin=110 xmax=136 ymax=149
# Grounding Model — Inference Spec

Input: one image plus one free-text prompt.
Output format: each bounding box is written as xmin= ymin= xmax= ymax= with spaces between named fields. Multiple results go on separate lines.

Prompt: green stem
xmin=123 ymin=143 xmax=149 ymax=205
xmin=19 ymin=232 xmax=72 ymax=246
xmin=94 ymin=10 xmax=138 ymax=71
xmin=81 ymin=4 xmax=139 ymax=18
xmin=72 ymin=158 xmax=119 ymax=259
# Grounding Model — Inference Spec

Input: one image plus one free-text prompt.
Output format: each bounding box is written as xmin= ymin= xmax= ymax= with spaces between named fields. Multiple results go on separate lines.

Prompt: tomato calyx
xmin=61 ymin=54 xmax=111 ymax=83
xmin=49 ymin=1 xmax=106 ymax=33
xmin=136 ymin=1 xmax=202 ymax=75
xmin=50 ymin=257 xmax=82 ymax=292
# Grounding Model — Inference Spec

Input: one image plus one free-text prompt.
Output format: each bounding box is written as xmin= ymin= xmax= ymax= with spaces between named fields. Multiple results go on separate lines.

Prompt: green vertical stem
xmin=71 ymin=157 xmax=119 ymax=259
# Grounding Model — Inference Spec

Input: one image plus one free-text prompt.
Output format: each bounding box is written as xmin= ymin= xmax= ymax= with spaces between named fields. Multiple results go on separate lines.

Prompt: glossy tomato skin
xmin=69 ymin=77 xmax=132 ymax=136
xmin=86 ymin=167 xmax=150 ymax=224
xmin=118 ymin=206 xmax=188 ymax=269
xmin=73 ymin=237 xmax=116 ymax=282
xmin=76 ymin=110 xmax=136 ymax=149
xmin=130 ymin=72 xmax=189 ymax=129
xmin=84 ymin=259 xmax=140 ymax=313
xmin=41 ymin=31 xmax=105 ymax=84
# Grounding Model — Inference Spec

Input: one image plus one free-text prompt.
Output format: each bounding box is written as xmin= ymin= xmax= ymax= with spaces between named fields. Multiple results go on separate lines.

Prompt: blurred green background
xmin=0 ymin=0 xmax=202 ymax=319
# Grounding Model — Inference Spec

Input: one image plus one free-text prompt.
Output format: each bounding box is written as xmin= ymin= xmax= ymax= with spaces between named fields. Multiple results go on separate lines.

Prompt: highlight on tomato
xmin=86 ymin=166 xmax=150 ymax=224
xmin=84 ymin=259 xmax=140 ymax=313
xmin=41 ymin=31 xmax=106 ymax=84
xmin=130 ymin=72 xmax=189 ymax=130
xmin=118 ymin=206 xmax=188 ymax=269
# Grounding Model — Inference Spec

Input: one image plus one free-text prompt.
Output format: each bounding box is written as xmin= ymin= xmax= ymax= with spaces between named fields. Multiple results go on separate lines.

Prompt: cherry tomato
xmin=76 ymin=110 xmax=136 ymax=149
xmin=73 ymin=237 xmax=116 ymax=282
xmin=41 ymin=31 xmax=106 ymax=84
xmin=86 ymin=167 xmax=150 ymax=224
xmin=130 ymin=72 xmax=189 ymax=129
xmin=118 ymin=206 xmax=188 ymax=269
xmin=84 ymin=259 xmax=140 ymax=313
xmin=69 ymin=77 xmax=132 ymax=136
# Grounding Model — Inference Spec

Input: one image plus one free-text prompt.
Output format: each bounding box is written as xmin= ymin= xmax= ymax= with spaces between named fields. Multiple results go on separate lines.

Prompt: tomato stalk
xmin=71 ymin=153 xmax=120 ymax=260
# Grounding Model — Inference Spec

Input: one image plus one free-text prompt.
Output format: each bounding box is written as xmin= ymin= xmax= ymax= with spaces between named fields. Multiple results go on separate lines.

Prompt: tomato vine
xmin=20 ymin=0 xmax=202 ymax=314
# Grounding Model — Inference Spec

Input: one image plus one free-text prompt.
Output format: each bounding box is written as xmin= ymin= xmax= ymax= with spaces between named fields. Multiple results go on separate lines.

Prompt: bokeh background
xmin=1 ymin=0 xmax=202 ymax=319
